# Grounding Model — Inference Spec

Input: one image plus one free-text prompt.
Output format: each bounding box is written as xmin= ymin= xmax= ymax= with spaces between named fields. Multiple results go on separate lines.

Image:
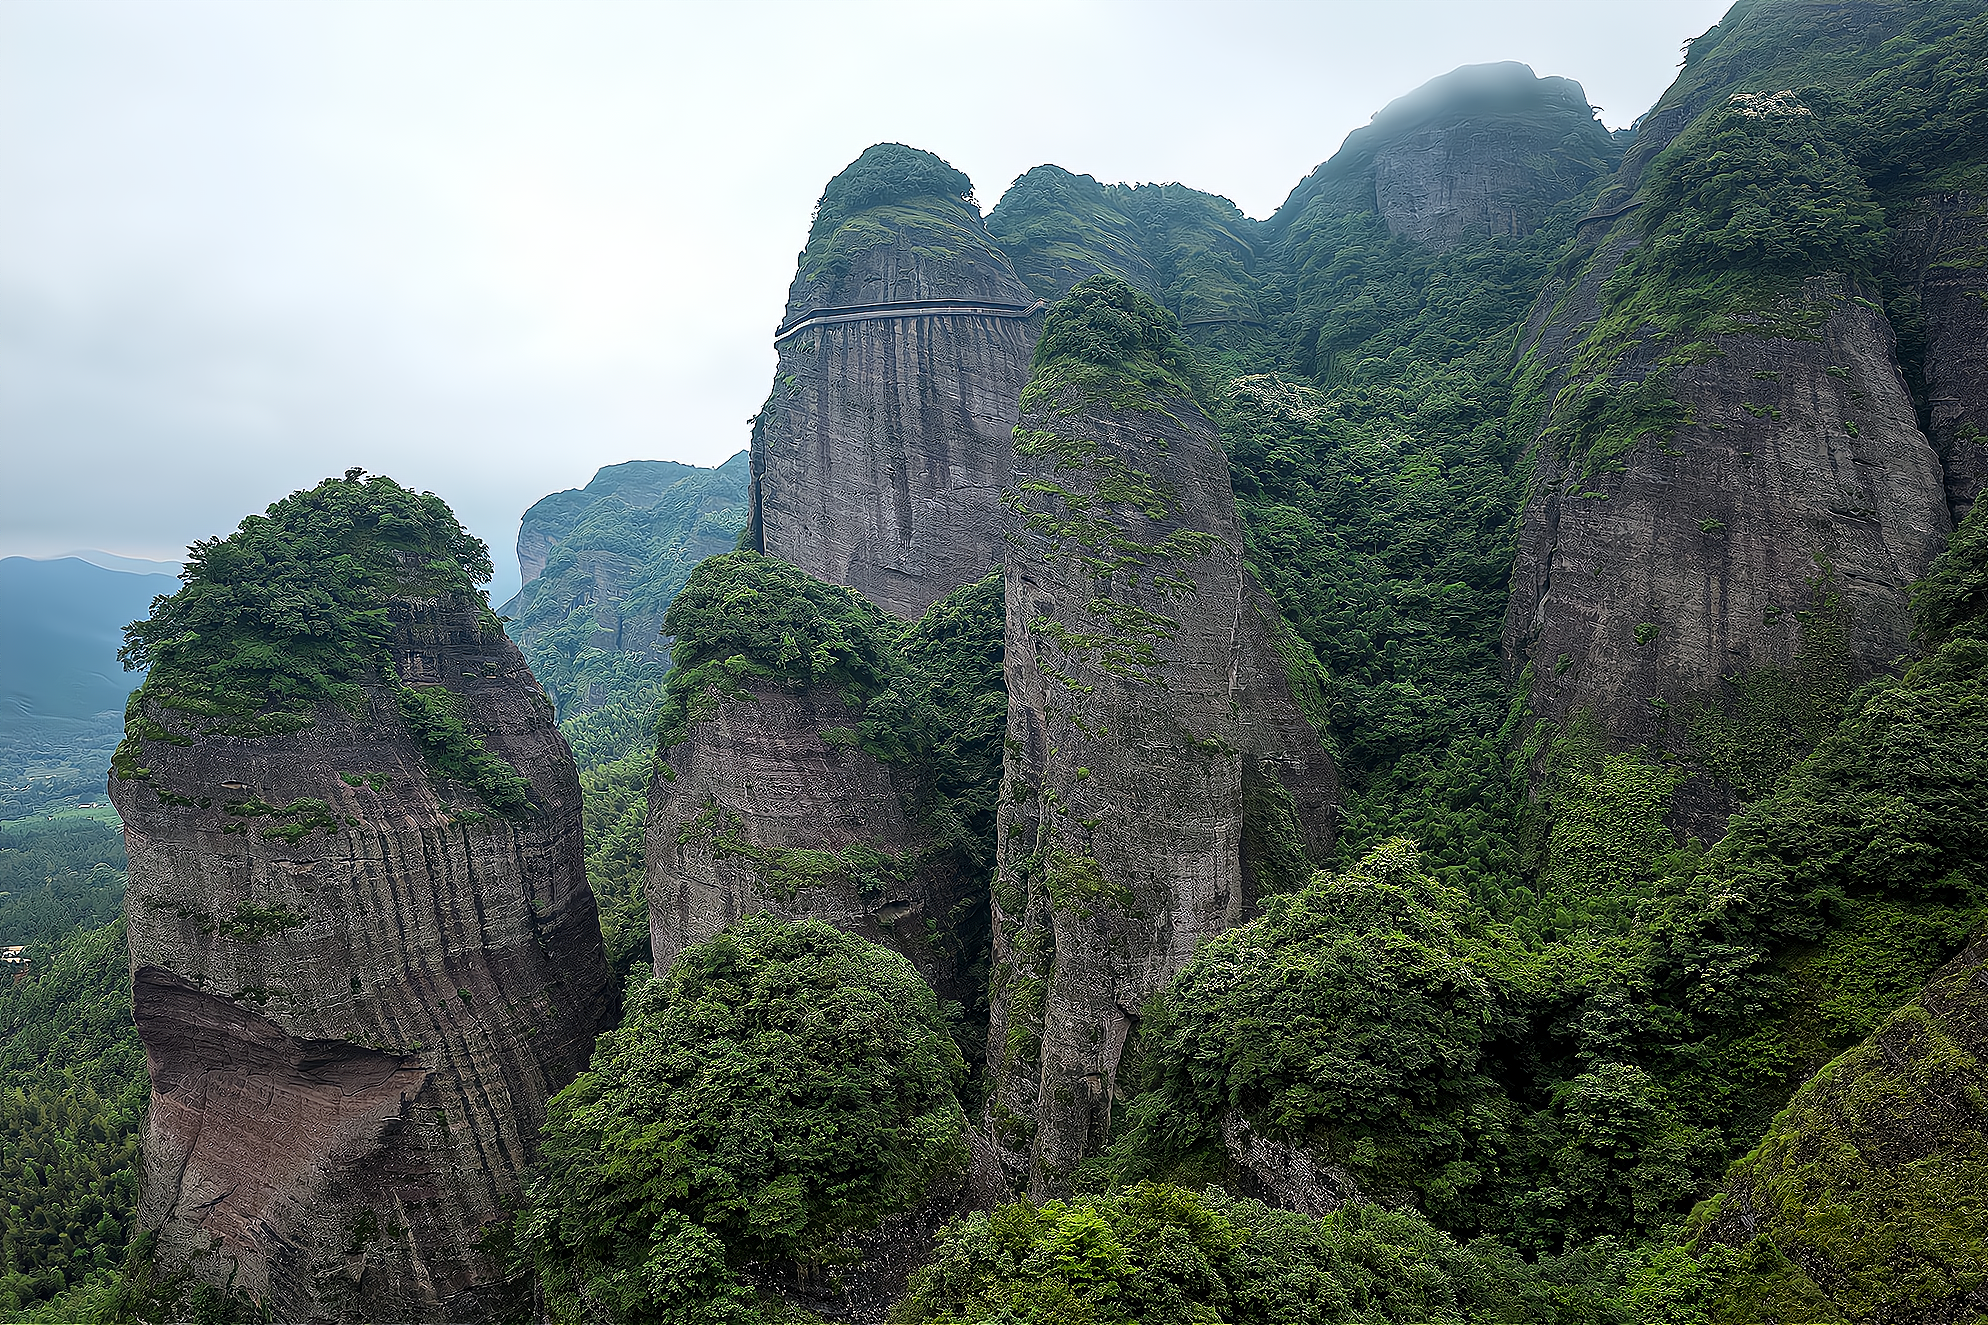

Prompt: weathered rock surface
xmin=987 ymin=284 xmax=1337 ymax=1196
xmin=645 ymin=679 xmax=980 ymax=1011
xmin=1894 ymin=192 xmax=1988 ymax=523
xmin=750 ymin=146 xmax=1041 ymax=620
xmin=111 ymin=590 xmax=610 ymax=1321
xmin=1268 ymin=62 xmax=1618 ymax=252
xmin=1506 ymin=277 xmax=1952 ymax=799
xmin=1688 ymin=929 xmax=1988 ymax=1324
xmin=1218 ymin=1113 xmax=1361 ymax=1221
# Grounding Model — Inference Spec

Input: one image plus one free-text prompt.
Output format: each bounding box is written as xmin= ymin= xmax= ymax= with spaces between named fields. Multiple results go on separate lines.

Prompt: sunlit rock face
xmin=749 ymin=144 xmax=1042 ymax=620
xmin=112 ymin=588 xmax=610 ymax=1323
xmin=985 ymin=279 xmax=1337 ymax=1197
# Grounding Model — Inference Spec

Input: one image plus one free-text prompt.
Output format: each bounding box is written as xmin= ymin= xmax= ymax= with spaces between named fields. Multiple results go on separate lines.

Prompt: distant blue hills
xmin=0 ymin=555 xmax=180 ymax=816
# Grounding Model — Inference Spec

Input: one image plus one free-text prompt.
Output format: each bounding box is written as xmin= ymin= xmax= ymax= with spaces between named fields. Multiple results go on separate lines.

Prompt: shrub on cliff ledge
xmin=654 ymin=551 xmax=900 ymax=749
xmin=516 ymin=916 xmax=967 ymax=1323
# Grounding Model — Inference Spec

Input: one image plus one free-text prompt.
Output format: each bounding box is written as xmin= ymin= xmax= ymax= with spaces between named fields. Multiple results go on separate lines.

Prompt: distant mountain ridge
xmin=0 ymin=556 xmax=178 ymax=816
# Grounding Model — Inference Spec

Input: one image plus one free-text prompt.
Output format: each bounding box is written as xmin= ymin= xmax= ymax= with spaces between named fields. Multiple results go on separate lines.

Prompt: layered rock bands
xmin=111 ymin=591 xmax=610 ymax=1321
xmin=751 ymin=149 xmax=1042 ymax=621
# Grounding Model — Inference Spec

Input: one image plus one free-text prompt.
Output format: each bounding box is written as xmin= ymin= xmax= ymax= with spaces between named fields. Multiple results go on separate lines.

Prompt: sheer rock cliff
xmin=1895 ymin=191 xmax=1988 ymax=523
xmin=749 ymin=146 xmax=1041 ymax=621
xmin=644 ymin=679 xmax=980 ymax=1013
xmin=986 ymin=280 xmax=1337 ymax=1197
xmin=1267 ymin=62 xmax=1619 ymax=252
xmin=110 ymin=589 xmax=610 ymax=1322
xmin=1505 ymin=275 xmax=1952 ymax=827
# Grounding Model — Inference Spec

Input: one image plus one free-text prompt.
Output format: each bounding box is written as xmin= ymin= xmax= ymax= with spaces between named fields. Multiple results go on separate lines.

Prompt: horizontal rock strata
xmin=112 ymin=591 xmax=609 ymax=1322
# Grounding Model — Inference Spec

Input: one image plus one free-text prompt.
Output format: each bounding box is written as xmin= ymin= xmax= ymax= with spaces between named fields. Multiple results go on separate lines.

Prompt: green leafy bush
xmin=655 ymin=551 xmax=898 ymax=748
xmin=900 ymin=1182 xmax=1636 ymax=1325
xmin=118 ymin=470 xmax=491 ymax=736
xmin=514 ymin=917 xmax=967 ymax=1322
xmin=1106 ymin=841 xmax=1510 ymax=1219
xmin=809 ymin=143 xmax=974 ymax=242
xmin=1023 ymin=274 xmax=1203 ymax=412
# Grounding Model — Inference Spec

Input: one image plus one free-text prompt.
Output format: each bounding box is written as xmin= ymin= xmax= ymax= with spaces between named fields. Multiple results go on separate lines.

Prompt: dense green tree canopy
xmin=1640 ymin=92 xmax=1887 ymax=284
xmin=515 ymin=917 xmax=968 ymax=1323
xmin=808 ymin=143 xmax=976 ymax=243
xmin=118 ymin=471 xmax=492 ymax=737
xmin=1024 ymin=274 xmax=1202 ymax=410
xmin=901 ymin=1182 xmax=1638 ymax=1325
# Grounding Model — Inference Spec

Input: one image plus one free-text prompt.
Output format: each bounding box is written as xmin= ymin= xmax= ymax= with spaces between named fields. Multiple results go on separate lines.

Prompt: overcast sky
xmin=1 ymin=0 xmax=1729 ymax=604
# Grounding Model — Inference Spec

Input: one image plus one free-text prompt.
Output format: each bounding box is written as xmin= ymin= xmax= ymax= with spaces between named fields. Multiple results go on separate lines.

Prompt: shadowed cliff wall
xmin=985 ymin=278 xmax=1336 ymax=1196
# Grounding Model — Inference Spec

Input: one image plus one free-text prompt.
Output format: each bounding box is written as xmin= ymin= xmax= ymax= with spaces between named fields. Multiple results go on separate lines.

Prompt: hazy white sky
xmin=0 ymin=0 xmax=1729 ymax=603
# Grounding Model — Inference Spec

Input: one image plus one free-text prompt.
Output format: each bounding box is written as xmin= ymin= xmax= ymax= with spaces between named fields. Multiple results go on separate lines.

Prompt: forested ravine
xmin=5 ymin=2 xmax=1988 ymax=1322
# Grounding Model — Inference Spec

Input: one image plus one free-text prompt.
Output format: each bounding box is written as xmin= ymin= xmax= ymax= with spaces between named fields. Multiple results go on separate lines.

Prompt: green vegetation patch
xmin=513 ymin=917 xmax=967 ymax=1322
xmin=901 ymin=1181 xmax=1639 ymax=1325
xmin=1104 ymin=841 xmax=1506 ymax=1220
xmin=0 ymin=920 xmax=145 ymax=1319
xmin=1022 ymin=274 xmax=1204 ymax=415
xmin=654 ymin=551 xmax=901 ymax=751
xmin=0 ymin=811 xmax=126 ymax=947
xmin=114 ymin=471 xmax=533 ymax=817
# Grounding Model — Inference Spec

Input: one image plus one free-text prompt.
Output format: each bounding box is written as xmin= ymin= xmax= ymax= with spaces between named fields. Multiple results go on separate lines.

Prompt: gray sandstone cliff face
xmin=1268 ymin=62 xmax=1618 ymax=252
xmin=1506 ymin=277 xmax=1951 ymax=783
xmin=986 ymin=361 xmax=1336 ymax=1197
xmin=751 ymin=179 xmax=1040 ymax=621
xmin=110 ymin=592 xmax=610 ymax=1322
xmin=1895 ymin=192 xmax=1988 ymax=523
xmin=644 ymin=680 xmax=980 ymax=1011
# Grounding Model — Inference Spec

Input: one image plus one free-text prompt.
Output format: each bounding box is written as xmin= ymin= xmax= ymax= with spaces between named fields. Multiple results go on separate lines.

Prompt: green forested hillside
xmin=0 ymin=919 xmax=144 ymax=1320
xmin=0 ymin=807 xmax=125 ymax=947
xmin=14 ymin=3 xmax=1986 ymax=1322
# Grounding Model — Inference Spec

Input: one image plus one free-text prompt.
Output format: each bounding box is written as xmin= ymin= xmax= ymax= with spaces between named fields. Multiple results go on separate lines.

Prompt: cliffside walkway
xmin=773 ymin=296 xmax=1047 ymax=344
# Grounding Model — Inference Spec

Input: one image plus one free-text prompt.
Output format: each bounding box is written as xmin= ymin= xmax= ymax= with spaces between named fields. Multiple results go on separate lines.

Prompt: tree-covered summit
xmin=807 ymin=142 xmax=977 ymax=244
xmin=117 ymin=470 xmax=493 ymax=740
xmin=1022 ymin=274 xmax=1204 ymax=413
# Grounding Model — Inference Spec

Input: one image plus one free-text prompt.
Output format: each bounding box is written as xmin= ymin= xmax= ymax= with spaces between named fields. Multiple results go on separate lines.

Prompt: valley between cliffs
xmin=28 ymin=5 xmax=1988 ymax=1325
